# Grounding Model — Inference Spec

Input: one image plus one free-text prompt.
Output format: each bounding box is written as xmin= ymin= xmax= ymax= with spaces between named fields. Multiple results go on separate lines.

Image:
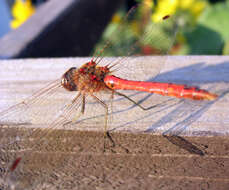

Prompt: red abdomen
xmin=104 ymin=75 xmax=217 ymax=100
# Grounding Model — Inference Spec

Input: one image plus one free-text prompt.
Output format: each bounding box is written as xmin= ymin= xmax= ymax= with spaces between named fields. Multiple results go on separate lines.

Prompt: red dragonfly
xmin=0 ymin=10 xmax=217 ymax=189
xmin=0 ymin=13 xmax=218 ymax=149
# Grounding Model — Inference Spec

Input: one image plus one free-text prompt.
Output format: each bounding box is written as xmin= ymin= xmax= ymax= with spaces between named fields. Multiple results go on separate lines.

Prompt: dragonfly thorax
xmin=76 ymin=62 xmax=111 ymax=93
xmin=61 ymin=62 xmax=111 ymax=93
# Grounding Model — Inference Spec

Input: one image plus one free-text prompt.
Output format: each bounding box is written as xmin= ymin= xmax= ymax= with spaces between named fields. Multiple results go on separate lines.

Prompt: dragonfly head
xmin=61 ymin=67 xmax=78 ymax=91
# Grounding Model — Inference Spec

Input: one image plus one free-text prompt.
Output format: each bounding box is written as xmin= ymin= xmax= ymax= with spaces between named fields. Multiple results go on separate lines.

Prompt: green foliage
xmin=141 ymin=16 xmax=177 ymax=54
xmin=93 ymin=9 xmax=177 ymax=56
xmin=94 ymin=1 xmax=229 ymax=56
xmin=93 ymin=22 xmax=138 ymax=56
xmin=183 ymin=2 xmax=229 ymax=54
xmin=199 ymin=2 xmax=229 ymax=41
xmin=183 ymin=24 xmax=223 ymax=54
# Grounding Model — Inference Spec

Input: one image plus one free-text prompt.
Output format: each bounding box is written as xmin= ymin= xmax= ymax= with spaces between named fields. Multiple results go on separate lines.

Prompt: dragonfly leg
xmin=72 ymin=92 xmax=81 ymax=104
xmin=91 ymin=94 xmax=108 ymax=132
xmin=114 ymin=90 xmax=157 ymax=111
xmin=71 ymin=93 xmax=84 ymax=122
xmin=111 ymin=91 xmax=114 ymax=110
xmin=81 ymin=94 xmax=85 ymax=114
xmin=91 ymin=94 xmax=115 ymax=150
xmin=108 ymin=91 xmax=114 ymax=125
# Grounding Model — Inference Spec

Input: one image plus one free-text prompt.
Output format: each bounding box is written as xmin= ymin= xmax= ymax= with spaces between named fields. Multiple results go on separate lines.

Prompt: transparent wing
xmin=0 ymin=80 xmax=60 ymax=123
xmin=0 ymin=79 xmax=61 ymax=147
xmin=92 ymin=4 xmax=178 ymax=81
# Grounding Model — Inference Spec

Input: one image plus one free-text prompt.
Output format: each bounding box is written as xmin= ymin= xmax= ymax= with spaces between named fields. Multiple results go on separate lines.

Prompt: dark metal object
xmin=0 ymin=0 xmax=123 ymax=58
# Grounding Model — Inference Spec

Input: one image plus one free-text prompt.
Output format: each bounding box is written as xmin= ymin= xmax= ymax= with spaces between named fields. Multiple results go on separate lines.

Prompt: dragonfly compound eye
xmin=61 ymin=67 xmax=78 ymax=91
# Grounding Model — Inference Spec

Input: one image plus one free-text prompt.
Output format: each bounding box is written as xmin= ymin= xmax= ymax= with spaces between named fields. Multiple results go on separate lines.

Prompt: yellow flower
xmin=151 ymin=0 xmax=207 ymax=22
xmin=178 ymin=0 xmax=207 ymax=18
xmin=179 ymin=0 xmax=194 ymax=9
xmin=190 ymin=1 xmax=207 ymax=18
xmin=10 ymin=0 xmax=35 ymax=29
xmin=152 ymin=0 xmax=179 ymax=22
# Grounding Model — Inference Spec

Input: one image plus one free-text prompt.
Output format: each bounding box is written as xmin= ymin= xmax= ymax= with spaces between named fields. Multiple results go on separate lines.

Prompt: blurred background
xmin=0 ymin=0 xmax=229 ymax=58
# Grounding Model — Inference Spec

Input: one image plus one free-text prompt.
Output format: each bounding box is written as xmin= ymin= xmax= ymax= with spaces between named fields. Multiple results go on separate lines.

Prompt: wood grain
xmin=0 ymin=56 xmax=229 ymax=189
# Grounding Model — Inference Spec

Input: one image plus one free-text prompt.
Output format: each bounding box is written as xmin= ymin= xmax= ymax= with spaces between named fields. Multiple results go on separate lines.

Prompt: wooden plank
xmin=0 ymin=56 xmax=229 ymax=189
xmin=0 ymin=56 xmax=228 ymax=135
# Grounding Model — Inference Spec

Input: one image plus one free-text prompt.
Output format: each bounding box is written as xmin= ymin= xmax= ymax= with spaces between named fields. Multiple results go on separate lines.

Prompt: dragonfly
xmin=0 ymin=7 xmax=218 ymax=189
xmin=0 ymin=16 xmax=217 ymax=138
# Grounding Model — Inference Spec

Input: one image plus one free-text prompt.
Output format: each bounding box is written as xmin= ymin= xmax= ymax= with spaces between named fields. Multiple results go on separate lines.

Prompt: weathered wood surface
xmin=0 ymin=56 xmax=228 ymax=134
xmin=0 ymin=56 xmax=229 ymax=189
